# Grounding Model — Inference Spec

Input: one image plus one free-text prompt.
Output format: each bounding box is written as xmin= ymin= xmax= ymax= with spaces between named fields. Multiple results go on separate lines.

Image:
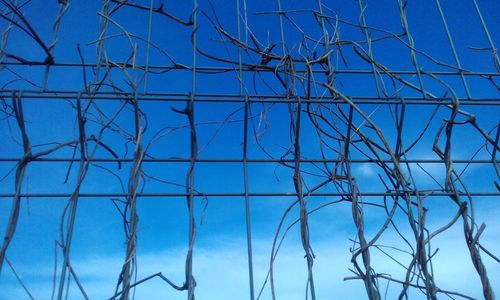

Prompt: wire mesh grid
xmin=0 ymin=0 xmax=499 ymax=299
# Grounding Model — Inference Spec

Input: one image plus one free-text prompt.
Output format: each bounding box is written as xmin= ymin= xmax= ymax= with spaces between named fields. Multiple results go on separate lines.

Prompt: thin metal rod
xmin=1 ymin=61 xmax=499 ymax=76
xmin=0 ymin=192 xmax=498 ymax=197
xmin=237 ymin=0 xmax=255 ymax=298
xmin=397 ymin=0 xmax=427 ymax=98
xmin=186 ymin=0 xmax=198 ymax=298
xmin=0 ymin=158 xmax=495 ymax=163
xmin=358 ymin=0 xmax=383 ymax=97
xmin=470 ymin=0 xmax=500 ymax=69
xmin=435 ymin=0 xmax=472 ymax=98
xmin=142 ymin=0 xmax=155 ymax=93
xmin=0 ymin=90 xmax=498 ymax=105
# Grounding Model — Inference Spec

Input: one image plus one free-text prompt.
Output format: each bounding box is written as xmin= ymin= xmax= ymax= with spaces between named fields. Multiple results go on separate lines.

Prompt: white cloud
xmin=355 ymin=163 xmax=378 ymax=179
xmin=2 ymin=220 xmax=498 ymax=300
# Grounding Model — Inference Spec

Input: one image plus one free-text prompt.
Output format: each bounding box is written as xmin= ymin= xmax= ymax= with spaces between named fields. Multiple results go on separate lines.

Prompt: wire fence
xmin=0 ymin=0 xmax=499 ymax=299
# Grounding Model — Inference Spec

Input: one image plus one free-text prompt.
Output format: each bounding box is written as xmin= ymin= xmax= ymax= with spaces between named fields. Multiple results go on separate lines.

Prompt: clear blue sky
xmin=0 ymin=0 xmax=499 ymax=299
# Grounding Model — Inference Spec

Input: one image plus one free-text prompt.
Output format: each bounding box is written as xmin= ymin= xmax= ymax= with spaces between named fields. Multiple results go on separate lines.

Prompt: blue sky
xmin=0 ymin=0 xmax=499 ymax=299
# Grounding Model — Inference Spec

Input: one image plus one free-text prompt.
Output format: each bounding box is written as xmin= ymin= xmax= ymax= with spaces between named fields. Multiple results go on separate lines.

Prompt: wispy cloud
xmin=2 ymin=215 xmax=499 ymax=300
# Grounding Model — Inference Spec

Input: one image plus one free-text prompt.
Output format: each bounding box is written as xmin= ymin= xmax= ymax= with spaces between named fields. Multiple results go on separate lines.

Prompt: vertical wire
xmin=344 ymin=106 xmax=381 ymax=300
xmin=470 ymin=0 xmax=500 ymax=70
xmin=267 ymin=1 xmax=290 ymax=297
xmin=186 ymin=0 xmax=198 ymax=299
xmin=0 ymin=91 xmax=29 ymax=275
xmin=121 ymin=91 xmax=142 ymax=299
xmin=395 ymin=2 xmax=438 ymax=295
xmin=275 ymin=1 xmax=316 ymax=298
xmin=57 ymin=92 xmax=84 ymax=300
xmin=316 ymin=0 xmax=338 ymax=95
xmin=276 ymin=0 xmax=286 ymax=56
xmin=295 ymin=84 xmax=316 ymax=300
xmin=435 ymin=0 xmax=472 ymax=99
xmin=94 ymin=0 xmax=111 ymax=95
xmin=315 ymin=0 xmax=335 ymax=176
xmin=143 ymin=0 xmax=154 ymax=93
xmin=236 ymin=0 xmax=255 ymax=299
xmin=357 ymin=0 xmax=383 ymax=97
xmin=0 ymin=0 xmax=19 ymax=64
xmin=43 ymin=1 xmax=69 ymax=89
xmin=270 ymin=1 xmax=287 ymax=298
xmin=396 ymin=0 xmax=427 ymax=98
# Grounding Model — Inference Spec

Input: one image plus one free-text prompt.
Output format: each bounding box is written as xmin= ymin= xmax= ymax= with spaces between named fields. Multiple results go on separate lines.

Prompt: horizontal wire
xmin=1 ymin=61 xmax=500 ymax=76
xmin=1 ymin=90 xmax=499 ymax=105
xmin=0 ymin=61 xmax=500 ymax=77
xmin=0 ymin=158 xmax=496 ymax=164
xmin=0 ymin=192 xmax=498 ymax=198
